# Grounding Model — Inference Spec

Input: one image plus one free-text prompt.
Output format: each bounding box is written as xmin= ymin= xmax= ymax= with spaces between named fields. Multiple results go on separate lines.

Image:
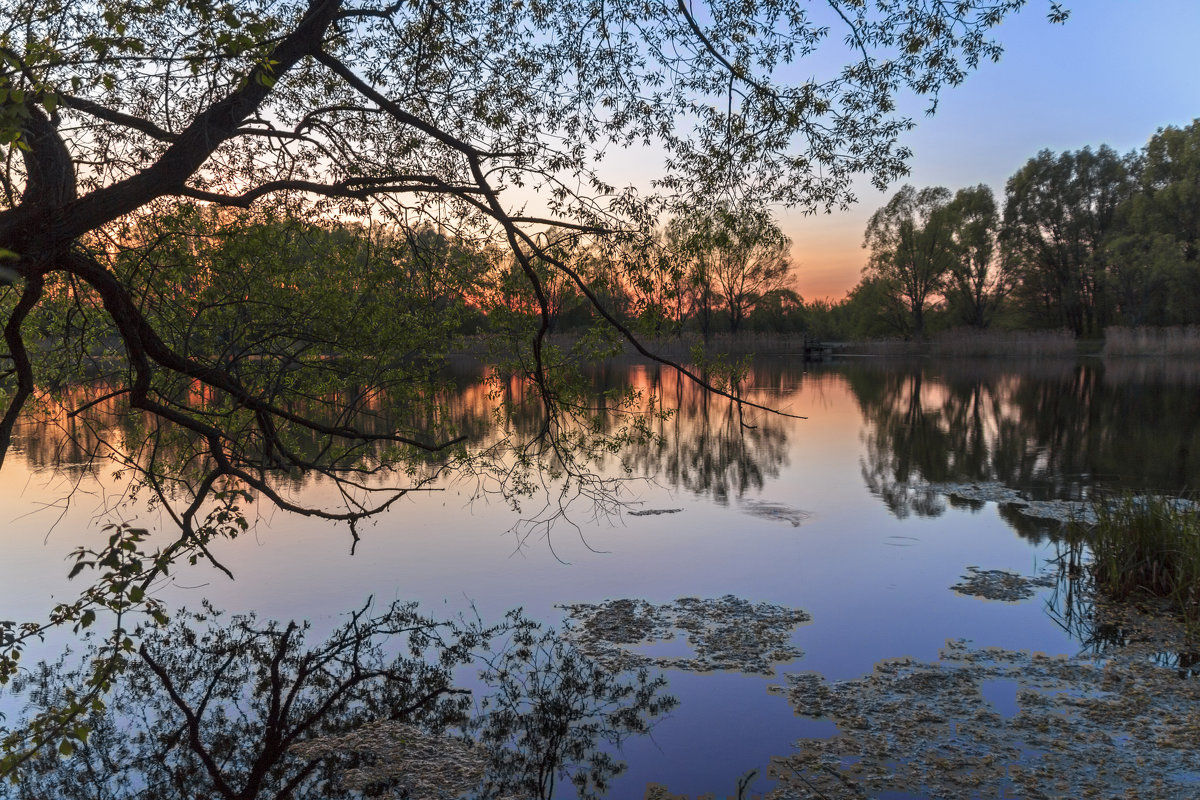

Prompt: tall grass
xmin=845 ymin=329 xmax=1078 ymax=358
xmin=928 ymin=328 xmax=1076 ymax=358
xmin=1104 ymin=325 xmax=1200 ymax=357
xmin=842 ymin=338 xmax=923 ymax=356
xmin=516 ymin=332 xmax=817 ymax=358
xmin=1077 ymin=495 xmax=1200 ymax=624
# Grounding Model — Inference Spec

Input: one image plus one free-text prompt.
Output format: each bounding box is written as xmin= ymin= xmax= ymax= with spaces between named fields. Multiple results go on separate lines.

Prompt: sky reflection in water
xmin=4 ymin=357 xmax=1200 ymax=796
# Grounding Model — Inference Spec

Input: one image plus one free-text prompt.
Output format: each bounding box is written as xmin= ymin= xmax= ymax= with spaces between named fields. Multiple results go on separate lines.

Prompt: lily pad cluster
xmin=559 ymin=596 xmax=811 ymax=675
xmin=951 ymin=566 xmax=1057 ymax=602
xmin=767 ymin=634 xmax=1200 ymax=799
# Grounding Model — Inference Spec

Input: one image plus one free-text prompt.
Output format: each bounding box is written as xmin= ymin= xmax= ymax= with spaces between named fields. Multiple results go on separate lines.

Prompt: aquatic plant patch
xmin=628 ymin=508 xmax=684 ymax=516
xmin=291 ymin=722 xmax=496 ymax=798
xmin=767 ymin=635 xmax=1200 ymax=799
xmin=559 ymin=596 xmax=811 ymax=675
xmin=932 ymin=481 xmax=1098 ymax=524
xmin=933 ymin=484 xmax=1200 ymax=532
xmin=951 ymin=566 xmax=1057 ymax=602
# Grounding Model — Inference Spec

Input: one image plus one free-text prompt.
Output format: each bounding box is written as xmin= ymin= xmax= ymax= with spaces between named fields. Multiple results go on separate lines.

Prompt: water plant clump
xmin=767 ymin=634 xmax=1200 ymax=799
xmin=932 ymin=481 xmax=1099 ymax=525
xmin=559 ymin=596 xmax=811 ymax=675
xmin=951 ymin=566 xmax=1056 ymax=602
xmin=1073 ymin=494 xmax=1200 ymax=624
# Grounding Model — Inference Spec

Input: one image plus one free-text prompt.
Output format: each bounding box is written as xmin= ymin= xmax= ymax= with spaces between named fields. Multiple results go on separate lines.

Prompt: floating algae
xmin=559 ymin=595 xmax=811 ymax=675
xmin=930 ymin=481 xmax=1098 ymax=524
xmin=951 ymin=566 xmax=1057 ymax=602
xmin=291 ymin=721 xmax=500 ymax=799
xmin=766 ymin=626 xmax=1200 ymax=800
xmin=929 ymin=482 xmax=1200 ymax=528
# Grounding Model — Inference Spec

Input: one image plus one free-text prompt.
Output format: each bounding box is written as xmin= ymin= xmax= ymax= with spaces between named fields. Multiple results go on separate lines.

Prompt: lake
xmin=4 ymin=356 xmax=1199 ymax=797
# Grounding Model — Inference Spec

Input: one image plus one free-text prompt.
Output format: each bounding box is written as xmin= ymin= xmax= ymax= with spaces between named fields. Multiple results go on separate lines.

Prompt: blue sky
xmin=788 ymin=0 xmax=1200 ymax=299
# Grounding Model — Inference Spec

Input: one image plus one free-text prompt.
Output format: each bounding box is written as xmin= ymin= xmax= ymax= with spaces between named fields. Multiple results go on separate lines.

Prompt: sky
xmin=785 ymin=0 xmax=1200 ymax=301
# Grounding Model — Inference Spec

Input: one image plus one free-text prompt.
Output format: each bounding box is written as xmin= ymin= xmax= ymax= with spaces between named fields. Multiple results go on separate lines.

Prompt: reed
xmin=1075 ymin=495 xmax=1200 ymax=624
xmin=928 ymin=328 xmax=1076 ymax=358
xmin=1103 ymin=325 xmax=1200 ymax=357
xmin=844 ymin=338 xmax=923 ymax=356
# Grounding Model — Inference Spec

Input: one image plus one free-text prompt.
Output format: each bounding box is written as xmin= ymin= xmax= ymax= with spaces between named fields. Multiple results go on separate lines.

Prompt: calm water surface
xmin=4 ymin=357 xmax=1199 ymax=797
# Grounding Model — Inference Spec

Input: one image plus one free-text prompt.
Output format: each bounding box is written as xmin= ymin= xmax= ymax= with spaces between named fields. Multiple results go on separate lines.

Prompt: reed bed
xmin=841 ymin=329 xmax=1079 ymax=358
xmin=542 ymin=332 xmax=816 ymax=358
xmin=641 ymin=332 xmax=810 ymax=356
xmin=841 ymin=338 xmax=922 ymax=356
xmin=929 ymin=328 xmax=1076 ymax=358
xmin=1072 ymin=495 xmax=1200 ymax=625
xmin=1103 ymin=325 xmax=1200 ymax=357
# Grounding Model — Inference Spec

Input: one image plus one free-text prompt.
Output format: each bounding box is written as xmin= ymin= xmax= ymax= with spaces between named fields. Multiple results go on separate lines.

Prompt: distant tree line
xmin=29 ymin=199 xmax=803 ymax=353
xmin=812 ymin=118 xmax=1200 ymax=340
xmin=487 ymin=200 xmax=800 ymax=339
xmin=34 ymin=120 xmax=1195 ymax=352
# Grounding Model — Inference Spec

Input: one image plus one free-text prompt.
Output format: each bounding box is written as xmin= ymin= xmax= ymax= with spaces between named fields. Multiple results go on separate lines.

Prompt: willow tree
xmin=944 ymin=184 xmax=1012 ymax=328
xmin=0 ymin=0 xmax=1065 ymax=769
xmin=862 ymin=184 xmax=957 ymax=338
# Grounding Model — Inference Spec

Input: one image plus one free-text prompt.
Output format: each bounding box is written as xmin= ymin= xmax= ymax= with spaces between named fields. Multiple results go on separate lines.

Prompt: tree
xmin=862 ymin=185 xmax=957 ymax=338
xmin=0 ymin=0 xmax=1066 ymax=770
xmin=665 ymin=213 xmax=720 ymax=341
xmin=747 ymin=287 xmax=806 ymax=332
xmin=708 ymin=205 xmax=793 ymax=335
xmin=1106 ymin=119 xmax=1200 ymax=325
xmin=666 ymin=204 xmax=792 ymax=336
xmin=1001 ymin=146 xmax=1133 ymax=335
xmin=622 ymin=230 xmax=689 ymax=335
xmin=943 ymin=184 xmax=1012 ymax=328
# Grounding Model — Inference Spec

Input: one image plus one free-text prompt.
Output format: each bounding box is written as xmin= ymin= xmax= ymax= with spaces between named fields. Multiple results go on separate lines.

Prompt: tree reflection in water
xmin=9 ymin=602 xmax=674 ymax=800
xmin=850 ymin=359 xmax=1200 ymax=521
xmin=12 ymin=358 xmax=794 ymax=514
xmin=616 ymin=359 xmax=791 ymax=507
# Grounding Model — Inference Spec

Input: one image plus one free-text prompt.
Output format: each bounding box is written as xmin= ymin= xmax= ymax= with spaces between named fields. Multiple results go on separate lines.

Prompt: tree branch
xmin=0 ymin=271 xmax=45 ymax=471
xmin=58 ymin=93 xmax=178 ymax=142
xmin=176 ymin=175 xmax=484 ymax=208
